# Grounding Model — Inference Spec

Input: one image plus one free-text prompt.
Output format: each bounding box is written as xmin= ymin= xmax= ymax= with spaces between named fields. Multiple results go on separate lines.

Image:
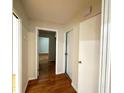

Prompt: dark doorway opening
xmin=38 ymin=30 xmax=56 ymax=81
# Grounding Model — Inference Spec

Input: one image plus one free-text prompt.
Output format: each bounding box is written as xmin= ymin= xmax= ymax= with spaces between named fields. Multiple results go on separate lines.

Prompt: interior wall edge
xmin=23 ymin=79 xmax=29 ymax=93
xmin=71 ymin=82 xmax=78 ymax=92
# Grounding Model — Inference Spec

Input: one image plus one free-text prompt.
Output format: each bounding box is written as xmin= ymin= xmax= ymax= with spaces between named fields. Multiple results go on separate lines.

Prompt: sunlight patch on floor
xmin=12 ymin=74 xmax=16 ymax=93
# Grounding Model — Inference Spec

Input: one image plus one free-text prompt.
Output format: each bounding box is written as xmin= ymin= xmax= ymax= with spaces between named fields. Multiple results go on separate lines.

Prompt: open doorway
xmin=38 ymin=30 xmax=56 ymax=80
xmin=65 ymin=31 xmax=73 ymax=81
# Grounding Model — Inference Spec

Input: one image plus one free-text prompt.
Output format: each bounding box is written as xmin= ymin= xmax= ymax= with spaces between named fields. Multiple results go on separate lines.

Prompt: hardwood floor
xmin=26 ymin=74 xmax=76 ymax=93
xmin=26 ymin=54 xmax=76 ymax=93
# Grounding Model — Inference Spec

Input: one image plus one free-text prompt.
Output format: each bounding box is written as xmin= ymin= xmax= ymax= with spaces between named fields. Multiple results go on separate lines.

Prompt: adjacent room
xmin=38 ymin=30 xmax=56 ymax=80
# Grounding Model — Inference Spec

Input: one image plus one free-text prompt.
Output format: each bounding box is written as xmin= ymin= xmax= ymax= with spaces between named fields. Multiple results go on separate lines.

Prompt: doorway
xmin=65 ymin=31 xmax=73 ymax=80
xmin=38 ymin=30 xmax=56 ymax=80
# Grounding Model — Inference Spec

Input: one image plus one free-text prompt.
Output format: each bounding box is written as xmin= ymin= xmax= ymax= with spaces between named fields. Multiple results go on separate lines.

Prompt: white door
xmin=66 ymin=31 xmax=73 ymax=79
xmin=78 ymin=14 xmax=101 ymax=93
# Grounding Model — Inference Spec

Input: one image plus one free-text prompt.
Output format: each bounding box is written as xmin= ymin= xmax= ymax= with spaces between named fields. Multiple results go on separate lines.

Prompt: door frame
xmin=98 ymin=0 xmax=110 ymax=93
xmin=65 ymin=31 xmax=72 ymax=80
xmin=13 ymin=10 xmax=22 ymax=93
xmin=35 ymin=27 xmax=58 ymax=78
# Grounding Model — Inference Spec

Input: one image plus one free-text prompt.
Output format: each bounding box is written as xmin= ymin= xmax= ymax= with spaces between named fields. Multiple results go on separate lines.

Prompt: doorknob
xmin=78 ymin=61 xmax=82 ymax=63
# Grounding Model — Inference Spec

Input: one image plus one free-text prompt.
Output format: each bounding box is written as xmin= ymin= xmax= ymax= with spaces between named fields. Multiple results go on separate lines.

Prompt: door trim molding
xmin=64 ymin=29 xmax=73 ymax=78
xmin=98 ymin=0 xmax=110 ymax=93
xmin=13 ymin=10 xmax=22 ymax=93
xmin=35 ymin=27 xmax=58 ymax=78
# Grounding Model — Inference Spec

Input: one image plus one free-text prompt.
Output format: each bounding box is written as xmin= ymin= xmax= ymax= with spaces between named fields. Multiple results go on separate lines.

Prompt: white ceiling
xmin=21 ymin=0 xmax=101 ymax=25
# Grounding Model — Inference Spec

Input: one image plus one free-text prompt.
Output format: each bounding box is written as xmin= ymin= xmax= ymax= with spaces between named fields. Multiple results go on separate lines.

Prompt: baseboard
xmin=56 ymin=71 xmax=64 ymax=75
xmin=25 ymin=77 xmax=38 ymax=93
xmin=39 ymin=53 xmax=48 ymax=55
xmin=71 ymin=82 xmax=78 ymax=92
xmin=28 ymin=77 xmax=37 ymax=81
xmin=23 ymin=80 xmax=29 ymax=93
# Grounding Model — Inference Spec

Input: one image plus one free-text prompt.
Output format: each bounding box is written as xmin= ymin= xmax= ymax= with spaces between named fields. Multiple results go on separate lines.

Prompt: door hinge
xmin=65 ymin=53 xmax=68 ymax=55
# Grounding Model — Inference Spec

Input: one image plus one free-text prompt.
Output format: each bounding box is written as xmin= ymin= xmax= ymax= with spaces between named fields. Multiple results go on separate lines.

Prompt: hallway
xmin=26 ymin=54 xmax=76 ymax=93
xmin=13 ymin=0 xmax=102 ymax=93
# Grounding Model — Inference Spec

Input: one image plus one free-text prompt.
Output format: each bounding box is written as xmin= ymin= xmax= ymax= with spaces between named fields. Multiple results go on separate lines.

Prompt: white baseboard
xmin=71 ymin=82 xmax=78 ymax=92
xmin=23 ymin=79 xmax=29 ymax=93
xmin=28 ymin=77 xmax=37 ymax=80
xmin=56 ymin=71 xmax=64 ymax=75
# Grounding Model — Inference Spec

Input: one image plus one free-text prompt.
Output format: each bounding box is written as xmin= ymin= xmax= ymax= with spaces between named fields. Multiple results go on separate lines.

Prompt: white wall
xmin=63 ymin=24 xmax=79 ymax=91
xmin=28 ymin=31 xmax=36 ymax=79
xmin=63 ymin=13 xmax=101 ymax=92
xmin=22 ymin=25 xmax=29 ymax=93
xmin=28 ymin=21 xmax=65 ymax=79
xmin=71 ymin=24 xmax=80 ymax=91
xmin=13 ymin=0 xmax=29 ymax=93
xmin=56 ymin=30 xmax=65 ymax=74
xmin=39 ymin=37 xmax=49 ymax=53
xmin=13 ymin=15 xmax=19 ymax=75
xmin=0 ymin=1 xmax=12 ymax=93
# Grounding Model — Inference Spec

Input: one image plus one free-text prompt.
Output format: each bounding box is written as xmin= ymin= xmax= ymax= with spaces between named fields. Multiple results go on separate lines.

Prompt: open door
xmin=78 ymin=14 xmax=101 ymax=93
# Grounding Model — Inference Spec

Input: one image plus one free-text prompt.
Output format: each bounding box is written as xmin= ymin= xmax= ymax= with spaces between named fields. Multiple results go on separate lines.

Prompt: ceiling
xmin=21 ymin=0 xmax=101 ymax=25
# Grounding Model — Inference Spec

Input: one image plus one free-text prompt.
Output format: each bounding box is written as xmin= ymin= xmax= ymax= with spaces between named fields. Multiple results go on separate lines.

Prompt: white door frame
xmin=65 ymin=30 xmax=73 ymax=80
xmin=35 ymin=27 xmax=58 ymax=78
xmin=99 ymin=0 xmax=110 ymax=93
xmin=13 ymin=10 xmax=22 ymax=93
